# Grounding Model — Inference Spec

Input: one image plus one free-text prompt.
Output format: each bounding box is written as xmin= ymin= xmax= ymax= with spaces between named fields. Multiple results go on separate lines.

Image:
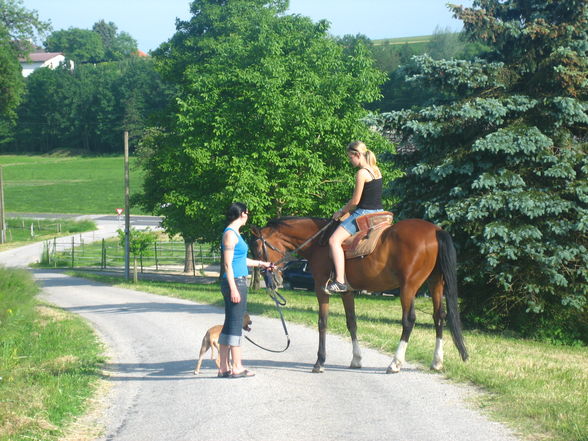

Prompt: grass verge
xmin=70 ymin=271 xmax=587 ymax=441
xmin=0 ymin=268 xmax=104 ymax=441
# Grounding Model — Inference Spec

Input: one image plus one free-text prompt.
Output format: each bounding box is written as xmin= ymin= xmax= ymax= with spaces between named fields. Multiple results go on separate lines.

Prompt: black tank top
xmin=358 ymin=168 xmax=383 ymax=210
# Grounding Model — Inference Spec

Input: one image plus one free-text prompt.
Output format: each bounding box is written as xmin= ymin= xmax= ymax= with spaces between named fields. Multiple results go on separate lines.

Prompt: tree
xmin=117 ymin=228 xmax=157 ymax=283
xmin=0 ymin=0 xmax=50 ymax=142
xmin=44 ymin=28 xmax=105 ymax=63
xmin=375 ymin=0 xmax=588 ymax=343
xmin=427 ymin=26 xmax=463 ymax=60
xmin=139 ymin=0 xmax=391 ymax=243
xmin=92 ymin=20 xmax=137 ymax=61
xmin=9 ymin=57 xmax=173 ymax=153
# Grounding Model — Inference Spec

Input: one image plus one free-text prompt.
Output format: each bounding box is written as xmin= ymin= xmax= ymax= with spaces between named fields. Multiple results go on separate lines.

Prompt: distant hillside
xmin=372 ymin=35 xmax=431 ymax=46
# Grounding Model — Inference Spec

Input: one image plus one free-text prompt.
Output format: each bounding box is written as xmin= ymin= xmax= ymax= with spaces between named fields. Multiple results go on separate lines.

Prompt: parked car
xmin=281 ymin=259 xmax=399 ymax=295
xmin=281 ymin=259 xmax=314 ymax=290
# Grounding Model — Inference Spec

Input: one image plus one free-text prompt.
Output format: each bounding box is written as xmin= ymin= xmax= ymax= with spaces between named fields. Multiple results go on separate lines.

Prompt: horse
xmin=251 ymin=216 xmax=468 ymax=374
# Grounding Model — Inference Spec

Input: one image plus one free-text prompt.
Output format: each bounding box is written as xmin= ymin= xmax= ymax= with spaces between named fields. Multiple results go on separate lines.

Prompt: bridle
xmin=244 ymin=219 xmax=334 ymax=353
xmin=256 ymin=218 xmax=335 ymax=267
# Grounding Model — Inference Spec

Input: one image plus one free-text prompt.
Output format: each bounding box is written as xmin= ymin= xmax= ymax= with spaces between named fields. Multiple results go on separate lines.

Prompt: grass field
xmin=0 ymin=217 xmax=97 ymax=251
xmin=70 ymin=272 xmax=588 ymax=441
xmin=0 ymin=154 xmax=145 ymax=215
xmin=0 ymin=268 xmax=104 ymax=441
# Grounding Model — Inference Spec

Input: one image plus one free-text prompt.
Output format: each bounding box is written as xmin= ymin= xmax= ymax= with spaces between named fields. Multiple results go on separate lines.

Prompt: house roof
xmin=18 ymin=52 xmax=64 ymax=62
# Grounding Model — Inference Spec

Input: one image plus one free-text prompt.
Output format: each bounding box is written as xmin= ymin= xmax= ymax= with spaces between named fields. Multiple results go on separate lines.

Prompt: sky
xmin=21 ymin=0 xmax=474 ymax=53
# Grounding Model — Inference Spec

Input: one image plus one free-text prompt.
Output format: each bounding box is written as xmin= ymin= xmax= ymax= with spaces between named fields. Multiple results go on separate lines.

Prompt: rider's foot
xmin=326 ymin=280 xmax=348 ymax=294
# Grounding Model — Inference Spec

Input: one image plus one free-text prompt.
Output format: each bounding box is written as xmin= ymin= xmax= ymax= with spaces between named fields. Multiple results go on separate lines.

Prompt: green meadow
xmin=0 ymin=154 xmax=146 ymax=215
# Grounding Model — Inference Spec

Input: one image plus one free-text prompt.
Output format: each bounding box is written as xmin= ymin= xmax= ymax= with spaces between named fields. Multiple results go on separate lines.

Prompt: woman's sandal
xmin=230 ymin=369 xmax=255 ymax=378
xmin=217 ymin=370 xmax=232 ymax=378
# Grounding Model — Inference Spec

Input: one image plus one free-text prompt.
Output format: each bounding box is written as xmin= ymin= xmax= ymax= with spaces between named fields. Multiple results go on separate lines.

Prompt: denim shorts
xmin=340 ymin=208 xmax=384 ymax=235
xmin=219 ymin=277 xmax=248 ymax=346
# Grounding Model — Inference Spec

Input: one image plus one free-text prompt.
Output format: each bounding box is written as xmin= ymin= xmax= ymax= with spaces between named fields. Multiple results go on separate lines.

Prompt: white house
xmin=18 ymin=52 xmax=74 ymax=77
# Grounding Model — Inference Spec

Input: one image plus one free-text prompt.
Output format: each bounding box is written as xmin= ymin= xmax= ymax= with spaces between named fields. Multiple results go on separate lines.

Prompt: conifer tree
xmin=376 ymin=0 xmax=587 ymax=342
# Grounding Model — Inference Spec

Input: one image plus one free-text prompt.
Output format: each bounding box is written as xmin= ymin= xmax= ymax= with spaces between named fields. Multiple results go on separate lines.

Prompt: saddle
xmin=342 ymin=211 xmax=394 ymax=259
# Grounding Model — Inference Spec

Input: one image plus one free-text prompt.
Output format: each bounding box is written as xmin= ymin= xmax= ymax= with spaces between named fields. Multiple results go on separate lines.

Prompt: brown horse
xmin=251 ymin=216 xmax=468 ymax=374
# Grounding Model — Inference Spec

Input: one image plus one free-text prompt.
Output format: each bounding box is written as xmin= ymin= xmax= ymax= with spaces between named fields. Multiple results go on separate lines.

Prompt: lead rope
xmin=244 ymin=268 xmax=291 ymax=353
xmin=244 ymin=219 xmax=335 ymax=353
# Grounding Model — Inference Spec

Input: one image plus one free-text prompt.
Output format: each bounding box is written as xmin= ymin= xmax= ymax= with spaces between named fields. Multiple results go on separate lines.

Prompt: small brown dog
xmin=193 ymin=312 xmax=252 ymax=374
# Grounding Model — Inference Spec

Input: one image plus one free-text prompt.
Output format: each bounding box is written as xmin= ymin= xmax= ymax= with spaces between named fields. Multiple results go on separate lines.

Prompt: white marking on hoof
xmin=386 ymin=359 xmax=401 ymax=374
xmin=431 ymin=337 xmax=444 ymax=371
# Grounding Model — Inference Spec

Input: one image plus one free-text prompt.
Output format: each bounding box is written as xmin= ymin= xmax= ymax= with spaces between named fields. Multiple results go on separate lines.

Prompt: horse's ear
xmin=250 ymin=226 xmax=261 ymax=237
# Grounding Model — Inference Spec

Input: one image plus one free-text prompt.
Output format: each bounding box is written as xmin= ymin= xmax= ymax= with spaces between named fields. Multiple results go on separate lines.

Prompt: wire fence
xmin=42 ymin=237 xmax=221 ymax=276
xmin=4 ymin=219 xmax=68 ymax=242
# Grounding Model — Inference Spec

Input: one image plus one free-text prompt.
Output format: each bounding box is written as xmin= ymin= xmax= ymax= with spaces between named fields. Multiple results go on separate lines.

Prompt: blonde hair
xmin=347 ymin=141 xmax=379 ymax=173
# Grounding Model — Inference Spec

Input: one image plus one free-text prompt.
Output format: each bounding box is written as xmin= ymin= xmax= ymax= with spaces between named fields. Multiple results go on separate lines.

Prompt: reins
xmin=244 ymin=219 xmax=334 ymax=353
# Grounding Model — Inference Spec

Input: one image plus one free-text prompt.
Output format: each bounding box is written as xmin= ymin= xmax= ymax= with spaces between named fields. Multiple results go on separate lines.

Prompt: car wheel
xmin=282 ymin=280 xmax=292 ymax=290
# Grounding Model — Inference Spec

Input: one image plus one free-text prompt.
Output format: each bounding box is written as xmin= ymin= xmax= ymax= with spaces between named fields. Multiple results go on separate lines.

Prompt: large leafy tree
xmin=376 ymin=0 xmax=588 ymax=342
xmin=0 ymin=0 xmax=49 ymax=142
xmin=92 ymin=20 xmax=138 ymax=61
xmin=44 ymin=27 xmax=105 ymax=63
xmin=139 ymin=0 xmax=390 ymax=242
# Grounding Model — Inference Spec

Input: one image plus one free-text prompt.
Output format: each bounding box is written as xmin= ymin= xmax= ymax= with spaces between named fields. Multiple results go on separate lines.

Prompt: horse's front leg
xmin=313 ymin=291 xmax=330 ymax=373
xmin=387 ymin=292 xmax=416 ymax=374
xmin=342 ymin=292 xmax=362 ymax=368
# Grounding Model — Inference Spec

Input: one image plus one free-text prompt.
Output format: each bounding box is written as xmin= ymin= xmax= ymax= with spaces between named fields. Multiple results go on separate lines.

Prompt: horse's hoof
xmin=349 ymin=362 xmax=362 ymax=369
xmin=386 ymin=361 xmax=401 ymax=374
xmin=431 ymin=362 xmax=443 ymax=371
xmin=312 ymin=366 xmax=324 ymax=373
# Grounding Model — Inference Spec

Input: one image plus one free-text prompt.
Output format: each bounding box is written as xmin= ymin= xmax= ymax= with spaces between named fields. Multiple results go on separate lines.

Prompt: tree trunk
xmin=252 ymin=267 xmax=261 ymax=290
xmin=184 ymin=240 xmax=194 ymax=273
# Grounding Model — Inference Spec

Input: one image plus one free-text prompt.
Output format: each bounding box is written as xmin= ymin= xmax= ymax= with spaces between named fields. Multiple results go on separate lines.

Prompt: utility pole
xmin=0 ymin=166 xmax=6 ymax=244
xmin=124 ymin=131 xmax=130 ymax=281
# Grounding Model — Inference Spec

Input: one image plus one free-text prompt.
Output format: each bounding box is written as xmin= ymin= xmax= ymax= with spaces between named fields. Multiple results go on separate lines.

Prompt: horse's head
xmin=250 ymin=217 xmax=332 ymax=265
xmin=249 ymin=223 xmax=288 ymax=265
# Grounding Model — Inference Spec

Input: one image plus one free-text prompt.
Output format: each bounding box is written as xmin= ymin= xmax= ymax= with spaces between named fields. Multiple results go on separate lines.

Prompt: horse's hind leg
xmin=387 ymin=283 xmax=418 ymax=374
xmin=429 ymin=271 xmax=446 ymax=371
xmin=341 ymin=292 xmax=362 ymax=369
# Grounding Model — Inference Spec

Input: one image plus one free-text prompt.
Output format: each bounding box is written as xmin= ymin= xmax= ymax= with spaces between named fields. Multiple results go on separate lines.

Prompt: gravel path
xmin=34 ymin=269 xmax=520 ymax=441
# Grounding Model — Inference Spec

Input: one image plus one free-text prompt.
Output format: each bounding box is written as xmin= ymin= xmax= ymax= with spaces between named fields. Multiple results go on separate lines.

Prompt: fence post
xmin=101 ymin=238 xmax=105 ymax=269
xmin=154 ymin=242 xmax=158 ymax=271
xmin=53 ymin=237 xmax=57 ymax=268
xmin=140 ymin=252 xmax=143 ymax=273
xmin=30 ymin=223 xmax=34 ymax=237
xmin=71 ymin=236 xmax=75 ymax=268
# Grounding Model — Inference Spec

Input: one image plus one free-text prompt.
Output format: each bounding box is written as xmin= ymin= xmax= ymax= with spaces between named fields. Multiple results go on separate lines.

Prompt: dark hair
xmin=226 ymin=202 xmax=248 ymax=223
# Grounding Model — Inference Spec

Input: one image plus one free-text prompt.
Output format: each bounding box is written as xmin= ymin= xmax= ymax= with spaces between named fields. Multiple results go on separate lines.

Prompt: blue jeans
xmin=219 ymin=277 xmax=248 ymax=346
xmin=340 ymin=208 xmax=383 ymax=234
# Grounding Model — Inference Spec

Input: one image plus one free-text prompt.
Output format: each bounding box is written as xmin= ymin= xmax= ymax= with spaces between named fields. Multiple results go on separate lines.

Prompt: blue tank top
xmin=221 ymin=227 xmax=249 ymax=278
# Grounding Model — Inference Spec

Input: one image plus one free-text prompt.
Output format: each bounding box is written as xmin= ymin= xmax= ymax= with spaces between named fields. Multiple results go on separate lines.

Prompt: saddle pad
xmin=342 ymin=212 xmax=393 ymax=259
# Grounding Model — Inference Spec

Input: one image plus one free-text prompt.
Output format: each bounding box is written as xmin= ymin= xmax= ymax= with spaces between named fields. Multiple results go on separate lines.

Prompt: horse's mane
xmin=266 ymin=216 xmax=329 ymax=229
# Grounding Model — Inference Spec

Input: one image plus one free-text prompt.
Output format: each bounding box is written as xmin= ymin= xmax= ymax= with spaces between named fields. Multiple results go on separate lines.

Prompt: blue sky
xmin=22 ymin=0 xmax=473 ymax=52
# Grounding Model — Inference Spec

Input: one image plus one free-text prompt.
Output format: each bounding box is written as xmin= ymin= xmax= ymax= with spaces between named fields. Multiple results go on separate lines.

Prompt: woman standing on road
xmin=218 ymin=202 xmax=273 ymax=378
xmin=326 ymin=141 xmax=384 ymax=294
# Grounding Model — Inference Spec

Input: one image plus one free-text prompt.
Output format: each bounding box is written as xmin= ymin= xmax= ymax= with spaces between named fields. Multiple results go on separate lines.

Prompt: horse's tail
xmin=436 ymin=230 xmax=469 ymax=361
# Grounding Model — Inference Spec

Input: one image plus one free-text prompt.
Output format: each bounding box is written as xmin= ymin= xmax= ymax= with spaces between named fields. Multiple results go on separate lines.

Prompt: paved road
xmin=1 ymin=218 xmax=520 ymax=441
